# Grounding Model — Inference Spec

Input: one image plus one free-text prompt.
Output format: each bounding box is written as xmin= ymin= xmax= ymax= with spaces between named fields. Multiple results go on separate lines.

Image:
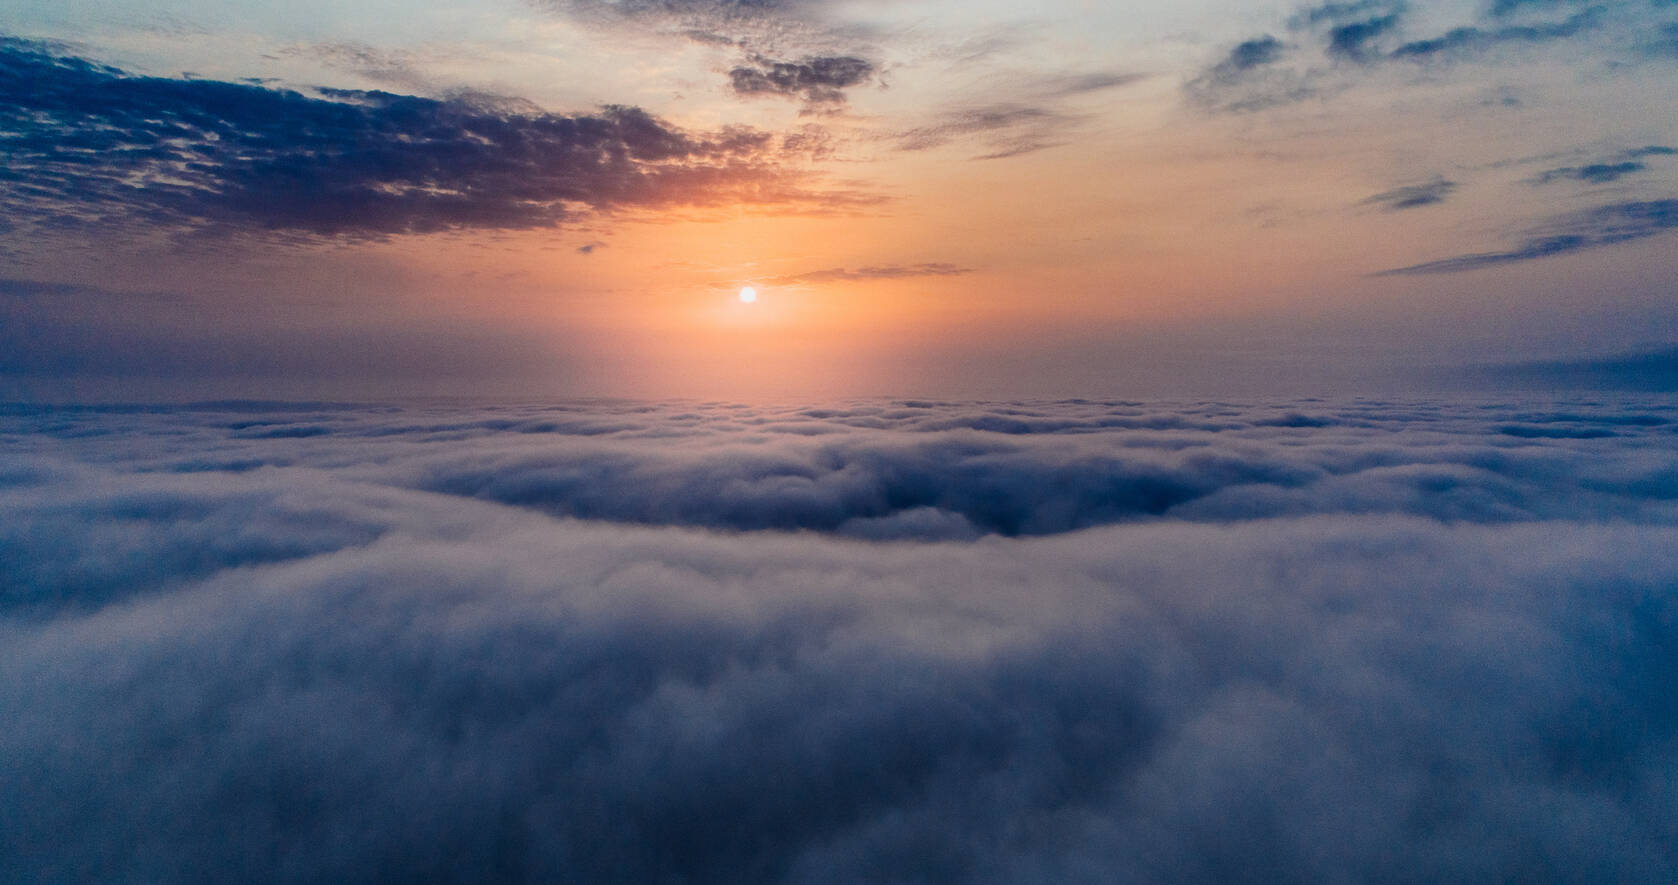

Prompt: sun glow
xmin=738 ymin=286 xmax=757 ymax=304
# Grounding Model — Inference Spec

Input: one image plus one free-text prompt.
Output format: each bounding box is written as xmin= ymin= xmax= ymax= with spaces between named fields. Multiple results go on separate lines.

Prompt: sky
xmin=2 ymin=0 xmax=1677 ymax=398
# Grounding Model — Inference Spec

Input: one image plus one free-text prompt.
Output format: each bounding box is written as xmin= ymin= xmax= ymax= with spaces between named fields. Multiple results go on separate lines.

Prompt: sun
xmin=738 ymin=285 xmax=757 ymax=304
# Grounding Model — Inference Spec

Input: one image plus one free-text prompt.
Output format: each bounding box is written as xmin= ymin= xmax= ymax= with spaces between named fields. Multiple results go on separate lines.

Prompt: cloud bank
xmin=3 ymin=397 xmax=1677 ymax=882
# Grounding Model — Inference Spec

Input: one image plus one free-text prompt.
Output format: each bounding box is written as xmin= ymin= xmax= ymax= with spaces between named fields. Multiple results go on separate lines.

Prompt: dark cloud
xmin=1282 ymin=0 xmax=1411 ymax=62
xmin=1222 ymin=35 xmax=1288 ymax=72
xmin=1390 ymin=8 xmax=1601 ymax=58
xmin=1183 ymin=36 xmax=1314 ymax=112
xmin=1377 ymin=198 xmax=1678 ymax=274
xmin=728 ymin=54 xmax=874 ymax=107
xmin=1536 ymin=161 xmax=1648 ymax=183
xmin=0 ymin=39 xmax=869 ymax=239
xmin=3 ymin=398 xmax=1678 ymax=881
xmin=1362 ymin=177 xmax=1457 ymax=209
xmin=765 ymin=262 xmax=970 ymax=285
xmin=1325 ymin=2 xmax=1596 ymax=64
xmin=1184 ymin=3 xmax=1404 ymax=110
xmin=1631 ymin=144 xmax=1678 ymax=158
xmin=1533 ymin=146 xmax=1677 ymax=184
xmin=1325 ymin=11 xmax=1405 ymax=61
xmin=1185 ymin=36 xmax=1286 ymax=89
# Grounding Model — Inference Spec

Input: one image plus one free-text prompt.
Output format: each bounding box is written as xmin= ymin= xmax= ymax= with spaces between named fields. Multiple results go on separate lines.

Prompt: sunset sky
xmin=4 ymin=0 xmax=1676 ymax=399
xmin=7 ymin=6 xmax=1678 ymax=879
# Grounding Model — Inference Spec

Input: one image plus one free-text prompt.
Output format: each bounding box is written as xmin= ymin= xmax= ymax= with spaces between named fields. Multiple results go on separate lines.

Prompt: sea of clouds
xmin=3 ymin=397 xmax=1677 ymax=882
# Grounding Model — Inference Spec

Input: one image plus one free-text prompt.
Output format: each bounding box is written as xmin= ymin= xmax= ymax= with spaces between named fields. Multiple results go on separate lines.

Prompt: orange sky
xmin=2 ymin=0 xmax=1677 ymax=398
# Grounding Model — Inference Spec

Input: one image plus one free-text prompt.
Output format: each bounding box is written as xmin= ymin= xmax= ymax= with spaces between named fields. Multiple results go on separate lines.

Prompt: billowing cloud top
xmin=3 ymin=397 xmax=1678 ymax=880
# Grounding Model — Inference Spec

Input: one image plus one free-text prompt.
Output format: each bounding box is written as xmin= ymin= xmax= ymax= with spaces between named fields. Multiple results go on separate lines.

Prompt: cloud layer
xmin=3 ymin=397 xmax=1678 ymax=881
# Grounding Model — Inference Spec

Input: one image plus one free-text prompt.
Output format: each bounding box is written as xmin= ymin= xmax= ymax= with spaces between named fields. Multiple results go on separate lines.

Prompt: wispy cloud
xmin=541 ymin=0 xmax=816 ymax=31
xmin=889 ymin=64 xmax=1146 ymax=159
xmin=765 ymin=262 xmax=970 ymax=285
xmin=893 ymin=105 xmax=1073 ymax=160
xmin=1377 ymin=199 xmax=1678 ymax=274
xmin=1183 ymin=35 xmax=1315 ymax=112
xmin=271 ymin=41 xmax=436 ymax=91
xmin=1362 ymin=177 xmax=1457 ymax=210
xmin=535 ymin=0 xmax=875 ymax=96
xmin=1531 ymin=145 xmax=1676 ymax=184
xmin=1390 ymin=8 xmax=1601 ymax=58
xmin=1535 ymin=161 xmax=1647 ymax=184
xmin=1186 ymin=0 xmax=1667 ymax=113
xmin=1030 ymin=71 xmax=1149 ymax=98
